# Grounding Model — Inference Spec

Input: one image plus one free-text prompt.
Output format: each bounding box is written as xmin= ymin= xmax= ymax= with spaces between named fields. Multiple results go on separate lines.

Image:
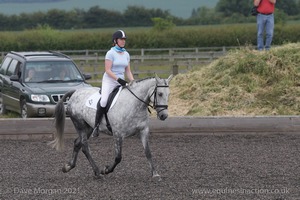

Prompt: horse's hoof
xmin=94 ymin=167 xmax=101 ymax=177
xmin=94 ymin=173 xmax=103 ymax=179
xmin=92 ymin=133 xmax=99 ymax=138
xmin=62 ymin=163 xmax=72 ymax=173
xmin=100 ymin=165 xmax=109 ymax=175
xmin=91 ymin=128 xmax=99 ymax=137
xmin=152 ymin=174 xmax=162 ymax=181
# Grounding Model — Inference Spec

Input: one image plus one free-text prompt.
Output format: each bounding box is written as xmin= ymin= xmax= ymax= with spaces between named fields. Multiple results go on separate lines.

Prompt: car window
xmin=25 ymin=61 xmax=84 ymax=82
xmin=0 ymin=57 xmax=12 ymax=75
xmin=6 ymin=59 xmax=20 ymax=77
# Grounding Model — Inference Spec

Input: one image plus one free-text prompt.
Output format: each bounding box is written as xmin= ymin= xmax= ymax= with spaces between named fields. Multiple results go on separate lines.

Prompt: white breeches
xmin=100 ymin=73 xmax=119 ymax=107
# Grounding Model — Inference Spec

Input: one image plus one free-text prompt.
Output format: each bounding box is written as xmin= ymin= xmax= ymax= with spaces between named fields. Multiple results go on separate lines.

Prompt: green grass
xmin=0 ymin=111 xmax=20 ymax=118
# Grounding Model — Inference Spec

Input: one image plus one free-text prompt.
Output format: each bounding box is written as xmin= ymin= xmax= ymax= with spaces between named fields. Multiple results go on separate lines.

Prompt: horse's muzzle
xmin=158 ymin=113 xmax=168 ymax=121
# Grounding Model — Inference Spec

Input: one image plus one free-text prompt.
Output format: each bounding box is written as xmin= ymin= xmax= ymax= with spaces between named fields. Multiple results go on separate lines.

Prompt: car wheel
xmin=0 ymin=93 xmax=7 ymax=115
xmin=20 ymin=99 xmax=28 ymax=118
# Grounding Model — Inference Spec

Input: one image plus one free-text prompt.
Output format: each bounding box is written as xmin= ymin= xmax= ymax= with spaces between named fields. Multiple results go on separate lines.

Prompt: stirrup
xmin=92 ymin=124 xmax=99 ymax=137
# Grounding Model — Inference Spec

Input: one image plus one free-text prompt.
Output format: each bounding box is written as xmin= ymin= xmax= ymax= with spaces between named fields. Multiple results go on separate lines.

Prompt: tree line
xmin=0 ymin=0 xmax=300 ymax=31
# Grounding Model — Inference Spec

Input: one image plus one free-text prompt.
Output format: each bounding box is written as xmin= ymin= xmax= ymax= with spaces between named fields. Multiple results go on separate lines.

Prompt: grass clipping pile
xmin=169 ymin=43 xmax=300 ymax=116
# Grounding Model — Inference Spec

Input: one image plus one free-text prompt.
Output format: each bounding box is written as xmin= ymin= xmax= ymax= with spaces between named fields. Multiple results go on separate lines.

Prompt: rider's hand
xmin=117 ymin=78 xmax=128 ymax=86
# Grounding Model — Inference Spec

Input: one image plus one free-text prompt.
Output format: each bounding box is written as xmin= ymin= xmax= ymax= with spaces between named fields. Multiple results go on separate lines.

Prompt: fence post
xmin=172 ymin=64 xmax=178 ymax=75
xmin=223 ymin=46 xmax=226 ymax=53
xmin=187 ymin=60 xmax=192 ymax=70
xmin=93 ymin=53 xmax=98 ymax=80
xmin=80 ymin=61 xmax=84 ymax=71
xmin=85 ymin=50 xmax=89 ymax=63
xmin=133 ymin=60 xmax=139 ymax=79
xmin=169 ymin=49 xmax=174 ymax=62
xmin=141 ymin=49 xmax=144 ymax=63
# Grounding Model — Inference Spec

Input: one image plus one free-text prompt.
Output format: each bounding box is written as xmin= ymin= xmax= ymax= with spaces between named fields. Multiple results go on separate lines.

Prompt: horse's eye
xmin=158 ymin=92 xmax=163 ymax=97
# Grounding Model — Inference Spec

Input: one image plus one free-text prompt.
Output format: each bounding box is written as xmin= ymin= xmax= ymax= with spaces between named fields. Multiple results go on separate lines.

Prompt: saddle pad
xmin=85 ymin=91 xmax=101 ymax=109
xmin=85 ymin=87 xmax=122 ymax=110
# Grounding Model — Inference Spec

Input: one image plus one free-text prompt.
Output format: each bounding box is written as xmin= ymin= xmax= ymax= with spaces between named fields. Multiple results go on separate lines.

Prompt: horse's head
xmin=151 ymin=74 xmax=173 ymax=121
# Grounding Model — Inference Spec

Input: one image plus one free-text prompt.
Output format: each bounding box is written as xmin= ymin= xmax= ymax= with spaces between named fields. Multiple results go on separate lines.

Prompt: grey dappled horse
xmin=50 ymin=75 xmax=173 ymax=179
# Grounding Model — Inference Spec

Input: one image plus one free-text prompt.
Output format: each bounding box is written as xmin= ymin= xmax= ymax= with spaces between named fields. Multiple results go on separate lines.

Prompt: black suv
xmin=0 ymin=51 xmax=92 ymax=118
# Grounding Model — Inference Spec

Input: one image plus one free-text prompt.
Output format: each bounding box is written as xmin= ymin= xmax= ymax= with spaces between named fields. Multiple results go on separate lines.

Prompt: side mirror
xmin=83 ymin=74 xmax=91 ymax=80
xmin=10 ymin=74 xmax=19 ymax=81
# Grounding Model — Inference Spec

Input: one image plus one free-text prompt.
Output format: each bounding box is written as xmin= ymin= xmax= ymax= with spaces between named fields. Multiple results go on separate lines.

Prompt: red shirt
xmin=257 ymin=0 xmax=275 ymax=14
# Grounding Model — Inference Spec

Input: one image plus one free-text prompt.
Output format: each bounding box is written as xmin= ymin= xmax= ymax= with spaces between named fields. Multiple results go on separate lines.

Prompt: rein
xmin=126 ymin=84 xmax=169 ymax=114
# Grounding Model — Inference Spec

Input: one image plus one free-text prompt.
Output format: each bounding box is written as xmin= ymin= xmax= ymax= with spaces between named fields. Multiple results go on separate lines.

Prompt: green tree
xmin=124 ymin=6 xmax=172 ymax=27
xmin=64 ymin=9 xmax=84 ymax=29
xmin=83 ymin=6 xmax=123 ymax=28
xmin=46 ymin=9 xmax=68 ymax=29
xmin=276 ymin=0 xmax=299 ymax=15
xmin=274 ymin=8 xmax=287 ymax=26
xmin=151 ymin=17 xmax=175 ymax=31
xmin=216 ymin=0 xmax=250 ymax=17
xmin=123 ymin=6 xmax=152 ymax=26
xmin=0 ymin=14 xmax=10 ymax=30
xmin=190 ymin=6 xmax=220 ymax=25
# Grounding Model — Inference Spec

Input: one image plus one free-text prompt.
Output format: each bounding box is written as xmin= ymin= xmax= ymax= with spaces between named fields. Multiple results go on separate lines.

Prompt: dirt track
xmin=1 ymin=133 xmax=300 ymax=199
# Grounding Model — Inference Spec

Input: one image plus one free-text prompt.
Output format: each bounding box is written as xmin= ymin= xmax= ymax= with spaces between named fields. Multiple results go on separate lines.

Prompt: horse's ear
xmin=155 ymin=73 xmax=160 ymax=82
xmin=167 ymin=74 xmax=173 ymax=84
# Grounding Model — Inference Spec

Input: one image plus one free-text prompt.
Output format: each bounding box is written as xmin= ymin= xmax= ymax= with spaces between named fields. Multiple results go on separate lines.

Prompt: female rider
xmin=92 ymin=30 xmax=134 ymax=136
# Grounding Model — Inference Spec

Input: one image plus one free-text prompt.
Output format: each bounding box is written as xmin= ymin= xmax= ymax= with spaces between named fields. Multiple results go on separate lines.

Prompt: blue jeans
xmin=256 ymin=13 xmax=274 ymax=51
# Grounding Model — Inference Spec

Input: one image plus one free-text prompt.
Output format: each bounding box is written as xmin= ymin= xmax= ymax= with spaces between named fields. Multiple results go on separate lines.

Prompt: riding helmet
xmin=112 ymin=30 xmax=126 ymax=43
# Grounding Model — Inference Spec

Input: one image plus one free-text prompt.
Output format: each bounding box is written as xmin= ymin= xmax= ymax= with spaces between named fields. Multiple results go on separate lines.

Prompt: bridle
xmin=126 ymin=84 xmax=169 ymax=114
xmin=152 ymin=85 xmax=169 ymax=113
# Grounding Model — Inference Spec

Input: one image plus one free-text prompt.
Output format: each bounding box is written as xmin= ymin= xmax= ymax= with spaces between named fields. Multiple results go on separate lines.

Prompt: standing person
xmin=92 ymin=30 xmax=134 ymax=137
xmin=254 ymin=0 xmax=276 ymax=51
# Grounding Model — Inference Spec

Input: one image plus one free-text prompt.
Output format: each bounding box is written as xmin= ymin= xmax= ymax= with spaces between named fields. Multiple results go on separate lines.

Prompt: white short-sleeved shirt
xmin=104 ymin=47 xmax=130 ymax=80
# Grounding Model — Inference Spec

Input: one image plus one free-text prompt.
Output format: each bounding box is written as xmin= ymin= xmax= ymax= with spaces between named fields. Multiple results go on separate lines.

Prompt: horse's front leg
xmin=140 ymin=128 xmax=161 ymax=179
xmin=101 ymin=136 xmax=123 ymax=175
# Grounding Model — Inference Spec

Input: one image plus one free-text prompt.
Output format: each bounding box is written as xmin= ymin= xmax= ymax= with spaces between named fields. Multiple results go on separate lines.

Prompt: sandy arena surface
xmin=1 ymin=133 xmax=300 ymax=199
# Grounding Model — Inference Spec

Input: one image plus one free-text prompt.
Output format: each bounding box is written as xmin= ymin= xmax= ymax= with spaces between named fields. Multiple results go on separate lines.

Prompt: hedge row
xmin=0 ymin=24 xmax=300 ymax=51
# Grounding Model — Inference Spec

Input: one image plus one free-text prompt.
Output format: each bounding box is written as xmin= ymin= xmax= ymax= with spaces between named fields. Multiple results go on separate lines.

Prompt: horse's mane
xmin=132 ymin=76 xmax=169 ymax=86
xmin=127 ymin=77 xmax=155 ymax=89
xmin=135 ymin=77 xmax=154 ymax=83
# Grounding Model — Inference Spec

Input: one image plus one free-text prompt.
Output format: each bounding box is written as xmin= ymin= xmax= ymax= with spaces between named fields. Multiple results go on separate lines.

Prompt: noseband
xmin=126 ymin=84 xmax=169 ymax=114
xmin=151 ymin=85 xmax=169 ymax=114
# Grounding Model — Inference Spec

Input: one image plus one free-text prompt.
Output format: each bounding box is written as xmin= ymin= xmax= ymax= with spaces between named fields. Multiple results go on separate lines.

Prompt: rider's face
xmin=116 ymin=38 xmax=126 ymax=48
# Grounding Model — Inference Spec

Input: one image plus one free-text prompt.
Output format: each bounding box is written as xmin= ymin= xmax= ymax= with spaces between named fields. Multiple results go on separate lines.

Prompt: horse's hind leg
xmin=81 ymin=134 xmax=101 ymax=177
xmin=101 ymin=136 xmax=123 ymax=175
xmin=62 ymin=136 xmax=82 ymax=173
xmin=70 ymin=118 xmax=101 ymax=177
xmin=62 ymin=125 xmax=95 ymax=174
xmin=140 ymin=130 xmax=160 ymax=179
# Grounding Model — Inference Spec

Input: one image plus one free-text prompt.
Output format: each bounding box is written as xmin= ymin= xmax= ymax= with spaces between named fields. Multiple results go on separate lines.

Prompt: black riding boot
xmin=92 ymin=104 xmax=106 ymax=137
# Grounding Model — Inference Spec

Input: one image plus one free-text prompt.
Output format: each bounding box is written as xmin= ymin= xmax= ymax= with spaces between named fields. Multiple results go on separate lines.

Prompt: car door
xmin=3 ymin=59 xmax=23 ymax=112
xmin=0 ymin=57 xmax=12 ymax=111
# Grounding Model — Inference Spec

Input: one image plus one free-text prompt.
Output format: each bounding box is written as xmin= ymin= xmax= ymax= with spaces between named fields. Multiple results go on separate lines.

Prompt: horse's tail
xmin=49 ymin=90 xmax=76 ymax=151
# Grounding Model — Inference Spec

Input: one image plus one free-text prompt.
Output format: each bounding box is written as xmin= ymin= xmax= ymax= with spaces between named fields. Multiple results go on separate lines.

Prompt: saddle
xmin=103 ymin=85 xmax=121 ymax=113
